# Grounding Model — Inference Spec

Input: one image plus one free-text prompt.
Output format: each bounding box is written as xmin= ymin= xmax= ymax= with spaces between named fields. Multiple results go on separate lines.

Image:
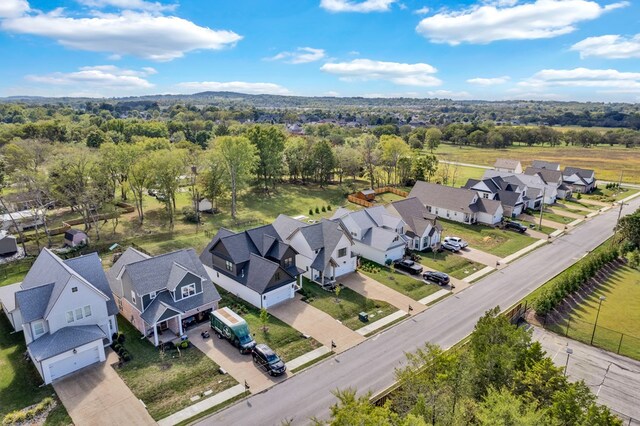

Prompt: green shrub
xmin=315 ymin=206 xmax=320 ymax=214
xmin=309 ymin=208 xmax=313 ymax=215
xmin=321 ymin=206 xmax=326 ymax=212
xmin=2 ymin=397 xmax=54 ymax=425
xmin=327 ymin=205 xmax=332 ymax=211
xmin=117 ymin=333 xmax=125 ymax=344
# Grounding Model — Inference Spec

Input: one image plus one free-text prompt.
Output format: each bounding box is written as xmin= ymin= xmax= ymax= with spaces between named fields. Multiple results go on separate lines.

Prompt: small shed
xmin=64 ymin=229 xmax=89 ymax=247
xmin=355 ymin=189 xmax=376 ymax=202
xmin=0 ymin=231 xmax=18 ymax=256
xmin=198 ymin=198 xmax=214 ymax=213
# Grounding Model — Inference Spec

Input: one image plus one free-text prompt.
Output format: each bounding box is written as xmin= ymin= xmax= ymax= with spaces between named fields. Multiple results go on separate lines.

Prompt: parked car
xmin=394 ymin=259 xmax=423 ymax=275
xmin=423 ymin=271 xmax=450 ymax=286
xmin=441 ymin=242 xmax=461 ymax=252
xmin=443 ymin=236 xmax=468 ymax=248
xmin=252 ymin=344 xmax=287 ymax=376
xmin=505 ymin=221 xmax=527 ymax=233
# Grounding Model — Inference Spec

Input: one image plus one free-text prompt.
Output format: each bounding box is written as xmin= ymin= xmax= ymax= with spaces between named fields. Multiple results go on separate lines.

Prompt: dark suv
xmin=252 ymin=344 xmax=287 ymax=376
xmin=394 ymin=259 xmax=424 ymax=275
xmin=505 ymin=221 xmax=527 ymax=233
xmin=423 ymin=271 xmax=450 ymax=286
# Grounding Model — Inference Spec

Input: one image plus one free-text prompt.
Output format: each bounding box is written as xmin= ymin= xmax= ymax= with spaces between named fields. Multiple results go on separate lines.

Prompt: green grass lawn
xmin=540 ymin=210 xmax=576 ymax=225
xmin=444 ymin=164 xmax=487 ymax=187
xmin=562 ymin=199 xmax=598 ymax=212
xmin=299 ymin=278 xmax=397 ymax=330
xmin=550 ymin=204 xmax=591 ymax=216
xmin=439 ymin=219 xmax=538 ymax=258
xmin=547 ymin=265 xmax=640 ymax=361
xmin=583 ymin=187 xmax=640 ymax=202
xmin=358 ymin=260 xmax=441 ymax=301
xmin=115 ymin=316 xmax=237 ymax=421
xmin=412 ymin=250 xmax=484 ymax=279
xmin=0 ymin=313 xmax=72 ymax=424
xmin=374 ymin=192 xmax=405 ymax=204
xmin=217 ymin=288 xmax=321 ymax=362
xmin=515 ymin=217 xmax=556 ymax=235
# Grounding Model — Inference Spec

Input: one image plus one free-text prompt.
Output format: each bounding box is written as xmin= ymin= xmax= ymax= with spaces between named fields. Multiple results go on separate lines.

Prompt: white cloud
xmin=426 ymin=90 xmax=471 ymax=99
xmin=321 ymin=59 xmax=441 ymax=87
xmin=571 ymin=34 xmax=640 ymax=59
xmin=76 ymin=0 xmax=177 ymax=13
xmin=266 ymin=47 xmax=326 ymax=64
xmin=413 ymin=6 xmax=430 ymax=15
xmin=1 ymin=9 xmax=242 ymax=61
xmin=0 ymin=0 xmax=29 ymax=18
xmin=176 ymin=81 xmax=292 ymax=95
xmin=416 ymin=0 xmax=628 ymax=45
xmin=519 ymin=67 xmax=640 ymax=91
xmin=24 ymin=65 xmax=155 ymax=96
xmin=320 ymin=0 xmax=397 ymax=13
xmin=467 ymin=76 xmax=510 ymax=85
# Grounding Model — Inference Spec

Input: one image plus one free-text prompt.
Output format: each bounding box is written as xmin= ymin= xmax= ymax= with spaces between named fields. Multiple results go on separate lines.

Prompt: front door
xmin=160 ymin=321 xmax=169 ymax=331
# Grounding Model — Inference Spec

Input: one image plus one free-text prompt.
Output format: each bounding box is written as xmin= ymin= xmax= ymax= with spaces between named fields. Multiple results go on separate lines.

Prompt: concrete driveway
xmin=54 ymin=350 xmax=155 ymax=426
xmin=269 ymin=295 xmax=364 ymax=353
xmin=340 ymin=272 xmax=426 ymax=314
xmin=533 ymin=326 xmax=640 ymax=424
xmin=187 ymin=323 xmax=284 ymax=394
xmin=456 ymin=247 xmax=501 ymax=267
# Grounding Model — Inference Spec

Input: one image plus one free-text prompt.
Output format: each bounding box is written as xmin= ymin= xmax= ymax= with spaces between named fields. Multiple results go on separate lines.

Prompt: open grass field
xmin=217 ymin=288 xmax=321 ymax=362
xmin=115 ymin=316 xmax=237 ymax=420
xmin=300 ymin=279 xmax=397 ymax=330
xmin=583 ymin=187 xmax=640 ymax=203
xmin=547 ymin=265 xmax=640 ymax=361
xmin=413 ymin=250 xmax=484 ymax=279
xmin=0 ymin=313 xmax=72 ymax=424
xmin=443 ymin=164 xmax=486 ymax=187
xmin=540 ymin=210 xmax=575 ymax=225
xmin=434 ymin=143 xmax=640 ymax=183
xmin=358 ymin=260 xmax=441 ymax=301
xmin=439 ymin=219 xmax=538 ymax=258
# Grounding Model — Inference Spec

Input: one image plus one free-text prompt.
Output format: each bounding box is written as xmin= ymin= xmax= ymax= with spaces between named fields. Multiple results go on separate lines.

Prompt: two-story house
xmin=493 ymin=159 xmax=522 ymax=174
xmin=272 ymin=215 xmax=356 ymax=287
xmin=483 ymin=170 xmax=557 ymax=206
xmin=525 ymin=167 xmax=572 ymax=199
xmin=200 ymin=225 xmax=302 ymax=309
xmin=463 ymin=177 xmax=526 ymax=218
xmin=562 ymin=167 xmax=596 ymax=194
xmin=107 ymin=248 xmax=220 ymax=347
xmin=385 ymin=197 xmax=443 ymax=251
xmin=408 ymin=181 xmax=503 ymax=226
xmin=330 ymin=206 xmax=406 ymax=265
xmin=0 ymin=249 xmax=118 ymax=384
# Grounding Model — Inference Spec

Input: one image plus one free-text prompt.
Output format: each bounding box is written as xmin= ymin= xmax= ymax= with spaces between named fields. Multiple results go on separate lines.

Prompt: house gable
xmin=173 ymin=272 xmax=202 ymax=302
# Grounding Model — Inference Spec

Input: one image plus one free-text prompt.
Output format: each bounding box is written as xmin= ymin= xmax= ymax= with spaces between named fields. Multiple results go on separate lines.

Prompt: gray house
xmin=563 ymin=167 xmax=596 ymax=194
xmin=0 ymin=231 xmax=18 ymax=255
xmin=0 ymin=249 xmax=118 ymax=384
xmin=385 ymin=197 xmax=443 ymax=251
xmin=108 ymin=248 xmax=220 ymax=346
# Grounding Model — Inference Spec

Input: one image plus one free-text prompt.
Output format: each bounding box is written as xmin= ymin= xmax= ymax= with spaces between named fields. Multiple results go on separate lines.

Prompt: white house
xmin=483 ymin=170 xmax=558 ymax=206
xmin=385 ymin=197 xmax=443 ymax=251
xmin=562 ymin=167 xmax=596 ymax=194
xmin=0 ymin=249 xmax=118 ymax=384
xmin=408 ymin=181 xmax=503 ymax=226
xmin=463 ymin=177 xmax=526 ymax=218
xmin=330 ymin=206 xmax=406 ymax=265
xmin=200 ymin=225 xmax=301 ymax=309
xmin=273 ymin=215 xmax=356 ymax=286
xmin=494 ymin=159 xmax=522 ymax=174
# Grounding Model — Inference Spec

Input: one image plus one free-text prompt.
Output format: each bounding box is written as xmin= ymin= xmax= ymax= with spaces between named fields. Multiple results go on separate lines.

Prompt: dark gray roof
xmin=563 ymin=167 xmax=595 ymax=183
xmin=107 ymin=247 xmax=150 ymax=297
xmin=463 ymin=176 xmax=511 ymax=194
xmin=28 ymin=325 xmax=106 ymax=361
xmin=199 ymin=228 xmax=235 ymax=267
xmin=496 ymin=191 xmax=522 ymax=208
xmin=409 ymin=181 xmax=479 ymax=215
xmin=64 ymin=253 xmax=118 ymax=316
xmin=386 ymin=197 xmax=438 ymax=238
xmin=140 ymin=294 xmax=183 ymax=324
xmin=476 ymin=198 xmax=502 ymax=215
xmin=15 ymin=283 xmax=54 ymax=323
xmin=121 ymin=248 xmax=211 ymax=295
xmin=524 ymin=167 xmax=562 ymax=184
xmin=532 ymin=160 xmax=560 ymax=170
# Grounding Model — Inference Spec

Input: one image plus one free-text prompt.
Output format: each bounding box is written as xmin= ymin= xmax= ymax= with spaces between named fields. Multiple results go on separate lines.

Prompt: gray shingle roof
xmin=107 ymin=247 xmax=150 ymax=298
xmin=28 ymin=325 xmax=106 ymax=361
xmin=14 ymin=283 xmax=54 ymax=323
xmin=494 ymin=159 xmax=521 ymax=170
xmin=496 ymin=191 xmax=522 ymax=208
xmin=122 ymin=248 xmax=212 ymax=295
xmin=64 ymin=253 xmax=118 ymax=316
xmin=140 ymin=294 xmax=183 ymax=324
xmin=477 ymin=198 xmax=502 ymax=215
xmin=199 ymin=228 xmax=235 ymax=267
xmin=563 ymin=167 xmax=595 ymax=184
xmin=386 ymin=197 xmax=438 ymax=238
xmin=361 ymin=227 xmax=405 ymax=250
xmin=524 ymin=167 xmax=562 ymax=185
xmin=0 ymin=282 xmax=21 ymax=313
xmin=301 ymin=220 xmax=349 ymax=271
xmin=532 ymin=160 xmax=560 ymax=170
xmin=272 ymin=214 xmax=306 ymax=240
xmin=409 ymin=181 xmax=479 ymax=214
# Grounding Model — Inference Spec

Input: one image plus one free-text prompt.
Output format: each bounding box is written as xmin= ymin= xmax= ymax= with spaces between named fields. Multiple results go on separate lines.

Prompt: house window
xmin=284 ymin=257 xmax=293 ymax=268
xmin=84 ymin=305 xmax=92 ymax=317
xmin=66 ymin=311 xmax=74 ymax=323
xmin=33 ymin=321 xmax=45 ymax=337
xmin=225 ymin=260 xmax=233 ymax=272
xmin=71 ymin=287 xmax=78 ymax=293
xmin=131 ymin=291 xmax=136 ymax=304
xmin=149 ymin=291 xmax=157 ymax=300
xmin=338 ymin=248 xmax=347 ymax=258
xmin=75 ymin=308 xmax=84 ymax=320
xmin=483 ymin=193 xmax=489 ymax=199
xmin=275 ymin=272 xmax=281 ymax=281
xmin=181 ymin=283 xmax=196 ymax=298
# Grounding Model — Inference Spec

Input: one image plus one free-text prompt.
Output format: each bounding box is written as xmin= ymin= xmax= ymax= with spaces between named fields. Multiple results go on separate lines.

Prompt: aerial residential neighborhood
xmin=1 ymin=0 xmax=640 ymax=425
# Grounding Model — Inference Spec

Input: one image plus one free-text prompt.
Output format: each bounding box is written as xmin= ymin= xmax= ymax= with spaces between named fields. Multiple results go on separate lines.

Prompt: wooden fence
xmin=347 ymin=186 xmax=409 ymax=208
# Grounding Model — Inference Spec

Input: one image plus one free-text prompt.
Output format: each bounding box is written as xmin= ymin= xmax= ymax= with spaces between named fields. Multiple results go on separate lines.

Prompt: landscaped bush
xmin=121 ymin=351 xmax=132 ymax=362
xmin=309 ymin=208 xmax=314 ymax=216
xmin=2 ymin=397 xmax=54 ymax=425
xmin=534 ymin=246 xmax=619 ymax=316
xmin=181 ymin=207 xmax=199 ymax=224
xmin=178 ymin=340 xmax=190 ymax=349
xmin=327 ymin=205 xmax=332 ymax=211
xmin=116 ymin=332 xmax=125 ymax=344
xmin=315 ymin=206 xmax=320 ymax=214
xmin=112 ymin=343 xmax=122 ymax=353
xmin=359 ymin=260 xmax=382 ymax=274
xmin=321 ymin=206 xmax=326 ymax=212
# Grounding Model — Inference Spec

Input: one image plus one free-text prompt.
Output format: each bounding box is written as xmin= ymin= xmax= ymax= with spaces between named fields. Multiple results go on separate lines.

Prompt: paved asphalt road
xmin=202 ymin=197 xmax=640 ymax=426
xmin=533 ymin=326 xmax=640 ymax=424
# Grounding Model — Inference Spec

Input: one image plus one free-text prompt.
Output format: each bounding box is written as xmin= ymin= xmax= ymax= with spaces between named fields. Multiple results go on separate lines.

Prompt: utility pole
xmin=538 ymin=187 xmax=546 ymax=230
xmin=614 ymin=201 xmax=625 ymax=238
xmin=618 ymin=171 xmax=623 ymax=188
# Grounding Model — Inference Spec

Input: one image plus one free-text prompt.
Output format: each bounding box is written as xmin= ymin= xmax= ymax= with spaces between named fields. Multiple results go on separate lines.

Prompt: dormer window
xmin=275 ymin=272 xmax=281 ymax=281
xmin=149 ymin=291 xmax=157 ymax=300
xmin=182 ymin=283 xmax=196 ymax=299
xmin=284 ymin=257 xmax=293 ymax=268
xmin=33 ymin=321 xmax=45 ymax=337
xmin=225 ymin=261 xmax=233 ymax=272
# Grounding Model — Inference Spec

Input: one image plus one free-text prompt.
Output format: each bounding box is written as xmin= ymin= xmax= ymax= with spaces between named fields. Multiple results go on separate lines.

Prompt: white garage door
xmin=264 ymin=285 xmax=292 ymax=308
xmin=49 ymin=345 xmax=100 ymax=382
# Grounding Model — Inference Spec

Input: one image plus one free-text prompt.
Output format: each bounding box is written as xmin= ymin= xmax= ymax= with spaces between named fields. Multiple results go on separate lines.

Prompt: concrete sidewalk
xmin=341 ymin=272 xmax=426 ymax=314
xmin=500 ymin=239 xmax=547 ymax=264
xmin=270 ymin=296 xmax=364 ymax=353
xmin=463 ymin=266 xmax=495 ymax=283
xmin=356 ymin=310 xmax=407 ymax=336
xmin=418 ymin=289 xmax=451 ymax=305
xmin=54 ymin=350 xmax=155 ymax=426
xmin=157 ymin=384 xmax=246 ymax=426
xmin=287 ymin=346 xmax=332 ymax=371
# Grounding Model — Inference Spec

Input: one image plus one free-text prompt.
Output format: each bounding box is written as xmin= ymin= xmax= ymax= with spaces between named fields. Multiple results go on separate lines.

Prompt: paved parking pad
xmin=341 ymin=273 xmax=426 ymax=314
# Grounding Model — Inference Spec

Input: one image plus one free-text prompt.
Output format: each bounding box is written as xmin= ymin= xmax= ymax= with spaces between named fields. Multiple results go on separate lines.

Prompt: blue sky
xmin=0 ymin=0 xmax=638 ymax=101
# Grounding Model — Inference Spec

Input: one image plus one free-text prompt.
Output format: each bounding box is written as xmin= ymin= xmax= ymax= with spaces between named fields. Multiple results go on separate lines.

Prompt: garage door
xmin=264 ymin=285 xmax=292 ymax=308
xmin=49 ymin=345 xmax=100 ymax=382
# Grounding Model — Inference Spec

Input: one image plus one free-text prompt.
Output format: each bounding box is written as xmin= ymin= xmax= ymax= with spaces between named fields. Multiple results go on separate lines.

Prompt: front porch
xmin=309 ymin=265 xmax=337 ymax=290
